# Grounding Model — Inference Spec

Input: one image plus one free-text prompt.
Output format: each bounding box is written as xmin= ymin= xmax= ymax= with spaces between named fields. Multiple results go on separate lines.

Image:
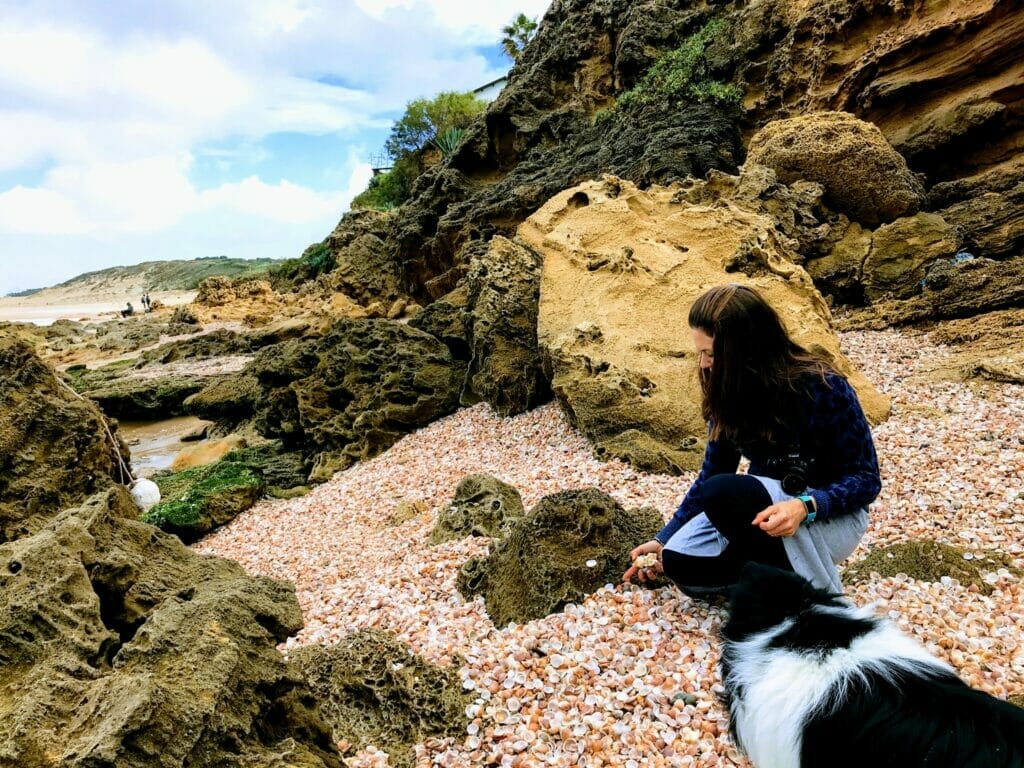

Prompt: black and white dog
xmin=720 ymin=563 xmax=1024 ymax=768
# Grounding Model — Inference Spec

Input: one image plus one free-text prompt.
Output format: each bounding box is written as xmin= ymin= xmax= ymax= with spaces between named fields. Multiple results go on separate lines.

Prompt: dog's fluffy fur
xmin=720 ymin=563 xmax=1024 ymax=768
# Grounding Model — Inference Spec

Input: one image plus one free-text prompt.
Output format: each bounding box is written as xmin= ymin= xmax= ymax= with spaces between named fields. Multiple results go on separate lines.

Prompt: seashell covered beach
xmin=195 ymin=327 xmax=1024 ymax=767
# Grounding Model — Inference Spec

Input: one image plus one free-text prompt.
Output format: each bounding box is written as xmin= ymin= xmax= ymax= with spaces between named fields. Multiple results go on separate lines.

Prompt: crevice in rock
xmin=88 ymin=565 xmax=144 ymax=667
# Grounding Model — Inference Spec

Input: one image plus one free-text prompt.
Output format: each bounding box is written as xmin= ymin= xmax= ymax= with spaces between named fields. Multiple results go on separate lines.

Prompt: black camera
xmin=767 ymin=451 xmax=810 ymax=495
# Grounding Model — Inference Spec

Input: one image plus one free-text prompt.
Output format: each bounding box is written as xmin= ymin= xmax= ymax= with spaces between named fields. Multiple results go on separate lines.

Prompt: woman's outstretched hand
xmin=752 ymin=498 xmax=807 ymax=538
xmin=623 ymin=540 xmax=664 ymax=583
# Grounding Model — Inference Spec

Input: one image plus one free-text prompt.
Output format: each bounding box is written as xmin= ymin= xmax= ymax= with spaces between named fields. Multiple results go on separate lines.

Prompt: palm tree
xmin=501 ymin=13 xmax=538 ymax=62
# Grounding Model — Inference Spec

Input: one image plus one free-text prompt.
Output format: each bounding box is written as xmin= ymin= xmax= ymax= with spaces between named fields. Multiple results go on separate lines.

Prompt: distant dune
xmin=0 ymin=256 xmax=280 ymax=325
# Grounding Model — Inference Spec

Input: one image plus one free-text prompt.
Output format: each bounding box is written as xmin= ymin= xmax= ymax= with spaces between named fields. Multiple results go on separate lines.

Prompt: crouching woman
xmin=624 ymin=284 xmax=881 ymax=595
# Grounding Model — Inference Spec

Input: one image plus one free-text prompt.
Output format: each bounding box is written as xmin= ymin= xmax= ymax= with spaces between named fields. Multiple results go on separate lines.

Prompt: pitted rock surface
xmin=522 ymin=175 xmax=889 ymax=474
xmin=0 ymin=334 xmax=128 ymax=543
xmin=292 ymin=629 xmax=471 ymax=768
xmin=429 ymin=474 xmax=526 ymax=545
xmin=462 ymin=236 xmax=548 ymax=415
xmin=251 ymin=318 xmax=465 ymax=482
xmin=0 ymin=488 xmax=342 ymax=768
xmin=458 ymin=488 xmax=662 ymax=626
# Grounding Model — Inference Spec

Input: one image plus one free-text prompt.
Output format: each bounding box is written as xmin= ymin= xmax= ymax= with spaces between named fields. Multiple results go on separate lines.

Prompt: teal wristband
xmin=798 ymin=495 xmax=816 ymax=524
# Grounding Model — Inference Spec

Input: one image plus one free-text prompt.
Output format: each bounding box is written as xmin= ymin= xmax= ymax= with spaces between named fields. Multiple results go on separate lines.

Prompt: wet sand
xmin=119 ymin=416 xmax=211 ymax=477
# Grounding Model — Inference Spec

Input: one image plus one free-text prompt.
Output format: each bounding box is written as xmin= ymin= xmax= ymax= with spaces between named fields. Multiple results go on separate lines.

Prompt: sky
xmin=0 ymin=0 xmax=551 ymax=295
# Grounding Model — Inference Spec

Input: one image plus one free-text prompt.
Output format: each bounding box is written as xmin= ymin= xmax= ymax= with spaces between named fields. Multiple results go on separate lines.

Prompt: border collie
xmin=719 ymin=563 xmax=1024 ymax=768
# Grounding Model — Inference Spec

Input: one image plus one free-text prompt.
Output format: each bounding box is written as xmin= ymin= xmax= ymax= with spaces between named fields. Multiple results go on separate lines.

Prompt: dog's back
xmin=720 ymin=563 xmax=1024 ymax=768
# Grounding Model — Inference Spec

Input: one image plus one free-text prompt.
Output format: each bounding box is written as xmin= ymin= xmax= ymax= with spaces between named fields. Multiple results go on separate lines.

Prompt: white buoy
xmin=130 ymin=478 xmax=161 ymax=512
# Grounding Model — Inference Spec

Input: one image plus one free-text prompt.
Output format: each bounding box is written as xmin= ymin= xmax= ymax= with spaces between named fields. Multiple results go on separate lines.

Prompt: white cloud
xmin=199 ymin=176 xmax=344 ymax=224
xmin=0 ymin=186 xmax=91 ymax=235
xmin=353 ymin=0 xmax=547 ymax=41
xmin=0 ymin=0 xmax=552 ymax=294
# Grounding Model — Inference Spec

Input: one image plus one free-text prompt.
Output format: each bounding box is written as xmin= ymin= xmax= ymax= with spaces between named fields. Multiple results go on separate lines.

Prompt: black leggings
xmin=662 ymin=474 xmax=793 ymax=591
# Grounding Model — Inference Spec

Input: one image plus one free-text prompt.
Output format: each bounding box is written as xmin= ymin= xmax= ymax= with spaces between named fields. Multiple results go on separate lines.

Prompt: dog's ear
xmin=722 ymin=563 xmax=822 ymax=640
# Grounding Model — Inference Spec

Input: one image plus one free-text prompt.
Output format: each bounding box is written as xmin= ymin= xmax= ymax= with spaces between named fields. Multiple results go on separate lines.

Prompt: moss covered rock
xmin=291 ymin=629 xmax=471 ymax=768
xmin=251 ymin=318 xmax=464 ymax=481
xmin=843 ymin=539 xmax=1023 ymax=594
xmin=0 ymin=334 xmax=129 ymax=543
xmin=429 ymin=474 xmax=525 ymax=544
xmin=458 ymin=488 xmax=662 ymax=626
xmin=222 ymin=442 xmax=312 ymax=494
xmin=0 ymin=488 xmax=342 ymax=768
xmin=145 ymin=461 xmax=264 ymax=542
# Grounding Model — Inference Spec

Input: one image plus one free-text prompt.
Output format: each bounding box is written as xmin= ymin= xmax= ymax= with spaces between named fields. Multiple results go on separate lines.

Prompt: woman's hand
xmin=623 ymin=540 xmax=664 ymax=583
xmin=752 ymin=499 xmax=807 ymax=538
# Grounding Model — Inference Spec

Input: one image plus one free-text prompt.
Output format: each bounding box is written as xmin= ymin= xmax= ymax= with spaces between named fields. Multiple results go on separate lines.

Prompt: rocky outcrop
xmin=251 ymin=318 xmax=464 ymax=482
xmin=462 ymin=236 xmax=548 ymax=415
xmin=144 ymin=461 xmax=264 ymax=542
xmin=195 ymin=275 xmax=277 ymax=307
xmin=0 ymin=488 xmax=342 ymax=768
xmin=183 ymin=372 xmax=262 ymax=423
xmin=734 ymin=0 xmax=1023 ymax=189
xmin=320 ymin=210 xmax=404 ymax=306
xmin=0 ymin=334 xmax=128 ymax=543
xmin=861 ymin=212 xmax=961 ymax=300
xmin=838 ymin=256 xmax=1024 ymax=329
xmin=458 ymin=488 xmax=662 ymax=627
xmin=317 ymin=1 xmax=745 ymax=302
xmin=730 ymin=0 xmax=1024 ymax=313
xmin=746 ymin=112 xmax=923 ymax=226
xmin=521 ymin=175 xmax=890 ymax=474
xmin=429 ymin=474 xmax=525 ymax=545
xmin=68 ymin=367 xmax=208 ymax=420
xmin=291 ymin=629 xmax=470 ymax=768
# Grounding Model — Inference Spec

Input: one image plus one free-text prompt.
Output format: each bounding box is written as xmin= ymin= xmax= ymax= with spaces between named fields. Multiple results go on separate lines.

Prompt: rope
xmin=55 ymin=374 xmax=135 ymax=485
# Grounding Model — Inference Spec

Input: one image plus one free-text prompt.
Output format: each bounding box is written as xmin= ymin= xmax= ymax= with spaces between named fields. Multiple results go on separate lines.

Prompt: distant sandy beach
xmin=0 ymin=290 xmax=196 ymax=325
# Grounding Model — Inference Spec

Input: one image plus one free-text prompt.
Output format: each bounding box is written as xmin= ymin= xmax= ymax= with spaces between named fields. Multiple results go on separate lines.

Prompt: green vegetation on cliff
xmin=353 ymin=90 xmax=487 ymax=211
xmin=268 ymin=240 xmax=335 ymax=288
xmin=56 ymin=256 xmax=281 ymax=292
xmin=614 ymin=19 xmax=741 ymax=113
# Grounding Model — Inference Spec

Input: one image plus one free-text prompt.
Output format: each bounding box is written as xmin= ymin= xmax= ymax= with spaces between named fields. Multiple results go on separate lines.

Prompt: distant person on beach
xmin=121 ymin=302 xmax=134 ymax=318
xmin=142 ymin=292 xmax=151 ymax=312
xmin=622 ymin=284 xmax=881 ymax=595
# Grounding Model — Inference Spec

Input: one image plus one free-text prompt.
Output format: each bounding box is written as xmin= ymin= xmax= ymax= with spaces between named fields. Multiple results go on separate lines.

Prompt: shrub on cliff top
xmin=268 ymin=240 xmax=334 ymax=289
xmin=617 ymin=19 xmax=741 ymax=111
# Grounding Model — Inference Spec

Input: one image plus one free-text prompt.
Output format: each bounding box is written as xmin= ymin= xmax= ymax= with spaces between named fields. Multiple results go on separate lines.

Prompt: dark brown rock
xmin=251 ymin=319 xmax=464 ymax=481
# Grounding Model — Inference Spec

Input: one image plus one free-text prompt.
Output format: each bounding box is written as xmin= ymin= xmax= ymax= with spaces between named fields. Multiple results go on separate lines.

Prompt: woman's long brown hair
xmin=688 ymin=284 xmax=832 ymax=442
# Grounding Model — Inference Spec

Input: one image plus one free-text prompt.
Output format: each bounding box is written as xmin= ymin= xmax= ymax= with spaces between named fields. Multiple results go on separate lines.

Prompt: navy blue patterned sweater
xmin=656 ymin=372 xmax=881 ymax=545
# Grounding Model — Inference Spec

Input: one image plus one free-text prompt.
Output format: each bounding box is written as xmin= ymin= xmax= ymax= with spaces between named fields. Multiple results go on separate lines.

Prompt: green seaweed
xmin=144 ymin=461 xmax=263 ymax=541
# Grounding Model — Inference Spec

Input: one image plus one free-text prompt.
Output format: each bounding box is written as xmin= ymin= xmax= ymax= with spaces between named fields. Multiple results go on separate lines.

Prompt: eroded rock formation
xmin=0 ymin=334 xmax=129 ymax=542
xmin=250 ymin=318 xmax=465 ymax=482
xmin=429 ymin=474 xmax=526 ymax=545
xmin=521 ymin=174 xmax=890 ymax=474
xmin=0 ymin=489 xmax=342 ymax=768
xmin=291 ymin=629 xmax=470 ymax=768
xmin=458 ymin=488 xmax=662 ymax=626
